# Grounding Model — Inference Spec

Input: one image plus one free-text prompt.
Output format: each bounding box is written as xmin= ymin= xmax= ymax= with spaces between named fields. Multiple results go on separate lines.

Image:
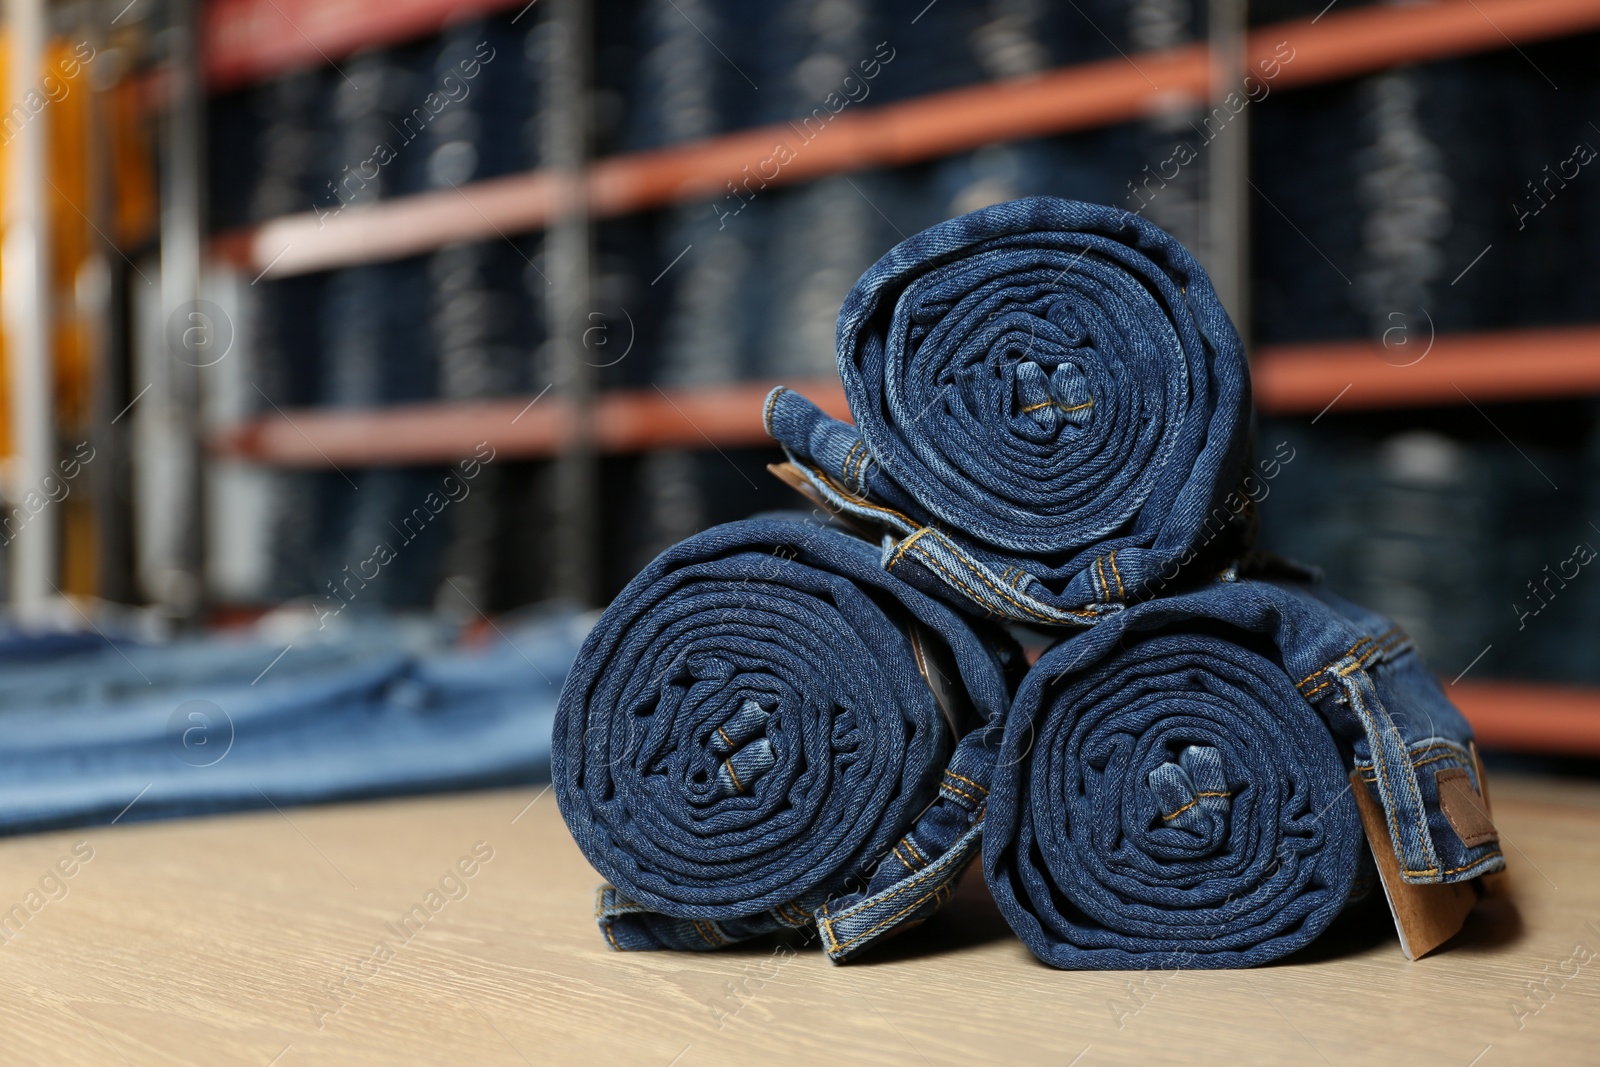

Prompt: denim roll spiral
xmin=554 ymin=516 xmax=1019 ymax=959
xmin=984 ymin=577 xmax=1505 ymax=968
xmin=765 ymin=196 xmax=1253 ymax=627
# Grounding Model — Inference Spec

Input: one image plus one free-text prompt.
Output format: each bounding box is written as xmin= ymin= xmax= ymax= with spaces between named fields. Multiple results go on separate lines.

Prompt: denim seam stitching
xmin=1351 ymin=672 xmax=1440 ymax=877
xmin=902 ymin=835 xmax=929 ymax=866
xmin=762 ymin=387 xmax=786 ymax=437
xmin=943 ymin=771 xmax=989 ymax=796
xmin=821 ymin=832 xmax=978 ymax=954
xmin=911 ymin=539 xmax=1087 ymax=623
xmin=886 ymin=527 xmax=938 ymax=571
xmin=1405 ymin=853 xmax=1503 ymax=879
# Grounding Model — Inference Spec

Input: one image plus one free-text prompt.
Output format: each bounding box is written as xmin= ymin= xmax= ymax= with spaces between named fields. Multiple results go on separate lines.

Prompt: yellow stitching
xmin=763 ymin=387 xmax=786 ymax=436
xmin=887 ymin=526 xmax=938 ymax=570
xmin=1355 ymin=679 xmax=1436 ymax=878
xmin=902 ymin=836 xmax=928 ymax=866
xmin=941 ymin=781 xmax=981 ymax=805
xmin=1020 ymin=400 xmax=1053 ymax=414
xmin=1158 ymin=794 xmax=1231 ymax=823
xmin=716 ymin=726 xmax=734 ymax=748
xmin=911 ymin=540 xmax=1084 ymax=623
xmin=807 ymin=464 xmax=916 ymax=526
xmin=724 ymin=759 xmax=744 ymax=794
xmin=944 ymin=771 xmax=989 ymax=796
xmin=841 ymin=441 xmax=864 ymax=489
xmin=850 ymin=441 xmax=871 ymax=488
xmin=1109 ymin=550 xmax=1126 ymax=600
xmin=1161 ymin=799 xmax=1198 ymax=821
xmin=1405 ymin=853 xmax=1502 ymax=878
xmin=839 ymin=441 xmax=860 ymax=486
xmin=1095 ymin=557 xmax=1110 ymax=602
xmin=826 ymin=860 xmax=966 ymax=955
xmin=1300 ymin=680 xmax=1333 ymax=699
xmin=1057 ymin=400 xmax=1094 ymax=413
xmin=603 ymin=922 xmax=621 ymax=950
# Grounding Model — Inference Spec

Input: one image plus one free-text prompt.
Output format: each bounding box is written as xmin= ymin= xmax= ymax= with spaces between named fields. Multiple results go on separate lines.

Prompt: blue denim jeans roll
xmin=765 ymin=196 xmax=1253 ymax=628
xmin=984 ymin=575 xmax=1505 ymax=969
xmin=553 ymin=516 xmax=1021 ymax=959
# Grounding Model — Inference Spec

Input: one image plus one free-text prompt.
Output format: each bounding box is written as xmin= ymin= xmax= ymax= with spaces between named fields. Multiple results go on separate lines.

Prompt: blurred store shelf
xmin=203 ymin=0 xmax=528 ymax=91
xmin=211 ymin=323 xmax=1600 ymax=467
xmin=211 ymin=0 xmax=1600 ymax=278
xmin=1253 ymin=325 xmax=1600 ymax=414
xmin=1454 ymin=682 xmax=1600 ymax=756
xmin=210 ymin=378 xmax=850 ymax=466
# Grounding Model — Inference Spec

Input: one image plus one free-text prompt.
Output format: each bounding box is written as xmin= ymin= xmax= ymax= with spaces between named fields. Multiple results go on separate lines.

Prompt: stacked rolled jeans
xmin=554 ymin=517 xmax=1021 ymax=959
xmin=556 ymin=195 xmax=1505 ymax=967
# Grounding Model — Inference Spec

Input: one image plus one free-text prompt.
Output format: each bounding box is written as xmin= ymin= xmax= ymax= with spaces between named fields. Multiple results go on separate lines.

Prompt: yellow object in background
xmin=0 ymin=31 xmax=156 ymax=597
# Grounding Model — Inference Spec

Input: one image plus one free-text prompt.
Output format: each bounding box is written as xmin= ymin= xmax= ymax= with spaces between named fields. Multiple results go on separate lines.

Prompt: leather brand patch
xmin=1437 ymin=767 xmax=1499 ymax=847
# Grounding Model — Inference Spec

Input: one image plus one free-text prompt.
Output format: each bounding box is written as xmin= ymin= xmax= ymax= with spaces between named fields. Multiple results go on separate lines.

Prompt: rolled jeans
xmin=766 ymin=196 xmax=1254 ymax=629
xmin=554 ymin=516 xmax=1022 ymax=960
xmin=985 ymin=574 xmax=1505 ymax=968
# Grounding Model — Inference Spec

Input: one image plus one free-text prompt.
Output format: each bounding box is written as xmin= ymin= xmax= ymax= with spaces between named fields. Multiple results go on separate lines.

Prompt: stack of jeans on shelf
xmin=429 ymin=239 xmax=539 ymax=616
xmin=1486 ymin=440 xmax=1590 ymax=683
xmin=246 ymin=272 xmax=330 ymax=603
xmin=559 ymin=197 xmax=1504 ymax=968
xmin=1125 ymin=0 xmax=1207 ymax=254
xmin=234 ymin=68 xmax=330 ymax=228
xmin=636 ymin=0 xmax=770 ymax=572
xmin=623 ymin=0 xmax=760 ymax=150
xmin=757 ymin=174 xmax=897 ymax=381
xmin=413 ymin=16 xmax=538 ymax=194
xmin=1252 ymin=53 xmax=1532 ymax=344
xmin=1258 ymin=424 xmax=1497 ymax=680
xmin=0 ymin=610 xmax=590 ymax=835
xmin=220 ymin=66 xmax=336 ymax=604
xmin=1250 ymin=34 xmax=1600 ymax=688
xmin=1258 ymin=413 xmax=1600 ymax=686
xmin=928 ymin=135 xmax=1131 ymax=227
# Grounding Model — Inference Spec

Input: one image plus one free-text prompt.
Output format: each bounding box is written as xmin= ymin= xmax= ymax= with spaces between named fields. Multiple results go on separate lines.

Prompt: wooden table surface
xmin=2 ymin=774 xmax=1597 ymax=1066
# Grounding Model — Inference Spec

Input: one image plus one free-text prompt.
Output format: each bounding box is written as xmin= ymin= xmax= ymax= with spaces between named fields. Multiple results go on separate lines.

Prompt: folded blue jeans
xmin=0 ymin=612 xmax=587 ymax=834
xmin=765 ymin=196 xmax=1254 ymax=627
xmin=553 ymin=516 xmax=1021 ymax=959
xmin=984 ymin=575 xmax=1505 ymax=968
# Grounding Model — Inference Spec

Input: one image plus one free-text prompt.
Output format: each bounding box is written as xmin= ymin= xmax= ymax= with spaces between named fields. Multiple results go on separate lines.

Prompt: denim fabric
xmin=0 ymin=611 xmax=588 ymax=834
xmin=766 ymin=196 xmax=1253 ymax=627
xmin=984 ymin=574 xmax=1505 ymax=969
xmin=553 ymin=516 xmax=1021 ymax=958
xmin=757 ymin=175 xmax=898 ymax=381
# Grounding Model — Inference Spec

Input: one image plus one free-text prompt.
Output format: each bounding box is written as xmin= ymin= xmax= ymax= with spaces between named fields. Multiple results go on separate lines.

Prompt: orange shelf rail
xmin=1452 ymin=682 xmax=1600 ymax=756
xmin=211 ymin=321 xmax=1600 ymax=468
xmin=1252 ymin=324 xmax=1600 ymax=415
xmin=212 ymin=0 xmax=1600 ymax=278
xmin=210 ymin=378 xmax=851 ymax=467
xmin=203 ymin=0 xmax=528 ymax=93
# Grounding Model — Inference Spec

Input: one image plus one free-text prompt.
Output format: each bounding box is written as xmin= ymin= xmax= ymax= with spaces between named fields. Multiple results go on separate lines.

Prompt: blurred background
xmin=0 ymin=0 xmax=1596 ymax=830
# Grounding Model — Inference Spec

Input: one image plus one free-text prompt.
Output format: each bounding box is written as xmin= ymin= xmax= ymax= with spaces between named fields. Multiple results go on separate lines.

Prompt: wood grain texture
xmin=1 ymin=776 xmax=1596 ymax=1065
